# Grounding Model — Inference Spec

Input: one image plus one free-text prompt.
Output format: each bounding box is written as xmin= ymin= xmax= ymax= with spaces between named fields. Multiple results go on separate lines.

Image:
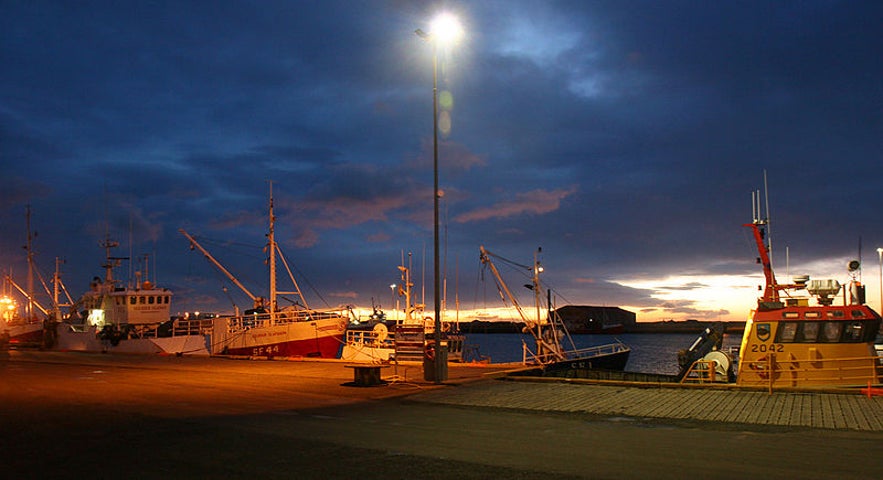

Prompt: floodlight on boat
xmin=807 ymin=279 xmax=841 ymax=305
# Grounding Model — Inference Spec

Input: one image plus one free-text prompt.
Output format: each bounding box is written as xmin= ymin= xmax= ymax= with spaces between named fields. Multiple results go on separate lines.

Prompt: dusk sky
xmin=2 ymin=1 xmax=882 ymax=323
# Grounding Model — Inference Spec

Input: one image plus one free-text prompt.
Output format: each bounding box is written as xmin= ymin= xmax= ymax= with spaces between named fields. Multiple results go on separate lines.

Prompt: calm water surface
xmin=463 ymin=332 xmax=742 ymax=375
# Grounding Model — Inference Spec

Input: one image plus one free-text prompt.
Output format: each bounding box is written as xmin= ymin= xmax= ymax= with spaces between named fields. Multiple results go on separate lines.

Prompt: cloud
xmin=454 ymin=186 xmax=577 ymax=223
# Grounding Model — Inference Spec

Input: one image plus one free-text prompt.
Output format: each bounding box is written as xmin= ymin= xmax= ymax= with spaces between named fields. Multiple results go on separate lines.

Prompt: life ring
xmin=425 ymin=345 xmax=435 ymax=361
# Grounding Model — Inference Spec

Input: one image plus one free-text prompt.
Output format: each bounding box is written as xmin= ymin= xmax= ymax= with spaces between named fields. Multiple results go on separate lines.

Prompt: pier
xmin=1 ymin=351 xmax=881 ymax=479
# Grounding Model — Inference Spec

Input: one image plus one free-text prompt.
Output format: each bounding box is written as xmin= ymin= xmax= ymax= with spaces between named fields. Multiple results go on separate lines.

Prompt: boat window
xmin=148 ymin=296 xmax=155 ymax=305
xmin=827 ymin=310 xmax=844 ymax=318
xmin=130 ymin=296 xmax=136 ymax=305
xmin=783 ymin=312 xmax=799 ymax=319
xmin=139 ymin=296 xmax=145 ymax=304
xmin=844 ymin=322 xmax=863 ymax=341
xmin=778 ymin=322 xmax=798 ymax=342
xmin=801 ymin=322 xmax=820 ymax=342
xmin=822 ymin=322 xmax=842 ymax=342
xmin=804 ymin=311 xmax=820 ymax=319
xmin=851 ymin=310 xmax=865 ymax=318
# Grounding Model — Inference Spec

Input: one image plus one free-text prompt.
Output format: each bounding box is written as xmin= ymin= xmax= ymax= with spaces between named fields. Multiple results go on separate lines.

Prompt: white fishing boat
xmin=340 ymin=259 xmax=464 ymax=363
xmin=179 ymin=184 xmax=348 ymax=358
xmin=55 ymin=237 xmax=211 ymax=355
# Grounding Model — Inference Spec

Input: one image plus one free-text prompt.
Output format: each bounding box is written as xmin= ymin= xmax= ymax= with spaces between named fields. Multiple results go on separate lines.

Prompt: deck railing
xmin=738 ymin=352 xmax=881 ymax=391
xmin=345 ymin=329 xmax=391 ymax=346
xmin=226 ymin=310 xmax=345 ymax=333
xmin=523 ymin=340 xmax=629 ymax=366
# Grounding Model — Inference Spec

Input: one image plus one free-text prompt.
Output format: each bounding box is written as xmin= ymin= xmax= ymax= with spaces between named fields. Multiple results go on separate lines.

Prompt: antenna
xmin=763 ymin=169 xmax=772 ymax=272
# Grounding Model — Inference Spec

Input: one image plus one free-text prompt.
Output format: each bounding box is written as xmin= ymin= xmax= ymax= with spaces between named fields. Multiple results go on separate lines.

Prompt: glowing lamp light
xmin=430 ymin=13 xmax=463 ymax=45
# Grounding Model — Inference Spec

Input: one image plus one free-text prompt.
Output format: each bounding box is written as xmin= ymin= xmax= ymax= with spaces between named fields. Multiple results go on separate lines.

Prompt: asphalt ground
xmin=1 ymin=350 xmax=881 ymax=479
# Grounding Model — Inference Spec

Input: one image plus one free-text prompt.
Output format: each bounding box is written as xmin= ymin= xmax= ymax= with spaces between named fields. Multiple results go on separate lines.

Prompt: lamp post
xmin=416 ymin=14 xmax=462 ymax=383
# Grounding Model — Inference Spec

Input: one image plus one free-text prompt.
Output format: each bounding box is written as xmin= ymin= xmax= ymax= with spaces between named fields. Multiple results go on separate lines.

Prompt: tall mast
xmin=763 ymin=169 xmax=772 ymax=273
xmin=268 ymin=182 xmax=276 ymax=315
xmin=25 ymin=205 xmax=35 ymax=320
xmin=746 ymin=171 xmax=778 ymax=304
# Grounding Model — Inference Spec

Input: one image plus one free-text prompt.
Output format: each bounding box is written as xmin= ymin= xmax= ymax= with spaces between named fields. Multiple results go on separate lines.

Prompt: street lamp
xmin=416 ymin=13 xmax=462 ymax=383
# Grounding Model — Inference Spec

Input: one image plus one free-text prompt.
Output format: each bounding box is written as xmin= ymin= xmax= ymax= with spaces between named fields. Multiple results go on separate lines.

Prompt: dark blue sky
xmin=2 ymin=1 xmax=882 ymax=322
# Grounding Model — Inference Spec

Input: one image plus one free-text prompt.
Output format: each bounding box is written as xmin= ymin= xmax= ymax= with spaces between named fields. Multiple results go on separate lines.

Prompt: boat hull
xmin=5 ymin=321 xmax=44 ymax=346
xmin=544 ymin=348 xmax=631 ymax=373
xmin=55 ymin=324 xmax=210 ymax=355
xmin=215 ymin=316 xmax=346 ymax=359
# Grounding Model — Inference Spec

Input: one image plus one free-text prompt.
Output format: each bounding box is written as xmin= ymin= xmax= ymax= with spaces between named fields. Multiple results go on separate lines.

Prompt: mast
xmin=533 ymin=247 xmax=542 ymax=330
xmin=479 ymin=246 xmax=562 ymax=362
xmin=268 ymin=182 xmax=276 ymax=315
xmin=25 ymin=205 xmax=34 ymax=320
xmin=746 ymin=173 xmax=779 ymax=305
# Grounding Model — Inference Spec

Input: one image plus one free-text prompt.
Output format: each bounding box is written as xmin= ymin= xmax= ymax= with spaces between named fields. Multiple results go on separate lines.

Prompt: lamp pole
xmin=416 ymin=14 xmax=461 ymax=383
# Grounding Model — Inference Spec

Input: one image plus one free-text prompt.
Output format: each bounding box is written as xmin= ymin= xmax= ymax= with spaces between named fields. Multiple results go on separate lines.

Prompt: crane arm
xmin=479 ymin=246 xmax=532 ymax=326
xmin=179 ymin=229 xmax=259 ymax=303
xmin=4 ymin=274 xmax=49 ymax=316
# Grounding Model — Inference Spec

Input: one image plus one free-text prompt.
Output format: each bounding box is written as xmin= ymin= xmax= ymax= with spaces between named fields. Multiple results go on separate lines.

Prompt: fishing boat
xmin=676 ymin=183 xmax=881 ymax=387
xmin=478 ymin=246 xmax=630 ymax=373
xmin=1 ymin=290 xmax=44 ymax=347
xmin=179 ymin=184 xmax=348 ymax=358
xmin=55 ymin=238 xmax=211 ymax=355
xmin=726 ymin=190 xmax=882 ymax=387
xmin=2 ymin=207 xmax=68 ymax=348
xmin=340 ymin=258 xmax=465 ymax=363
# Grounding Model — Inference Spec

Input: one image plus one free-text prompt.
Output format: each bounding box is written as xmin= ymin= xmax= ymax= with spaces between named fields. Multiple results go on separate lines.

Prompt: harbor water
xmin=463 ymin=332 xmax=743 ymax=375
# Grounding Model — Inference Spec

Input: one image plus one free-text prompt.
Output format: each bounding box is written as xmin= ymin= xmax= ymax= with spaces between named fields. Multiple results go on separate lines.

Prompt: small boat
xmin=478 ymin=246 xmax=630 ymax=373
xmin=0 ymin=291 xmax=45 ymax=347
xmin=340 ymin=259 xmax=465 ymax=363
xmin=179 ymin=184 xmax=347 ymax=359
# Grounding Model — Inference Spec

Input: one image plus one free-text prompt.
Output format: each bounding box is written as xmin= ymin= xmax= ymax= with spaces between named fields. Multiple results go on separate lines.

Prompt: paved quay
xmin=2 ymin=350 xmax=882 ymax=479
xmin=411 ymin=377 xmax=883 ymax=431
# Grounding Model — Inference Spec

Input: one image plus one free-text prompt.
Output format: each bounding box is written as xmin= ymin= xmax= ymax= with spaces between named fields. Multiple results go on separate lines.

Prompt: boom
xmin=178 ymin=229 xmax=262 ymax=308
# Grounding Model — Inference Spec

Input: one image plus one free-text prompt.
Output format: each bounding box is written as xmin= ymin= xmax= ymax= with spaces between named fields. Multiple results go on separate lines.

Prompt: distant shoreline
xmin=458 ymin=320 xmax=746 ymax=335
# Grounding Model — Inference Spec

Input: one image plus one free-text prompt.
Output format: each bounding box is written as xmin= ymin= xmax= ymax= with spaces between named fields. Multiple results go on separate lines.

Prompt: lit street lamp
xmin=416 ymin=13 xmax=462 ymax=383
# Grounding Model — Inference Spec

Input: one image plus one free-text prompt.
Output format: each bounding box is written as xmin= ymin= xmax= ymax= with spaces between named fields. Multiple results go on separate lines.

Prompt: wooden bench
xmin=344 ymin=364 xmax=390 ymax=386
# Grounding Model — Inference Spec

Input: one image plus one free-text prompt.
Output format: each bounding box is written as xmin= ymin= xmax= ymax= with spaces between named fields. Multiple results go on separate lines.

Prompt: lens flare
xmin=439 ymin=111 xmax=452 ymax=136
xmin=439 ymin=90 xmax=454 ymax=111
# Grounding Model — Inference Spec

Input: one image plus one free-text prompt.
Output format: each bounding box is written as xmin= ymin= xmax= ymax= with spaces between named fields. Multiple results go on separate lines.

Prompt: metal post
xmin=431 ymin=42 xmax=447 ymax=383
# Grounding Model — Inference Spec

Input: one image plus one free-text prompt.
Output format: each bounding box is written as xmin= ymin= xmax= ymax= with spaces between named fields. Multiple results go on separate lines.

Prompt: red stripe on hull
xmin=8 ymin=326 xmax=43 ymax=344
xmin=224 ymin=332 xmax=342 ymax=358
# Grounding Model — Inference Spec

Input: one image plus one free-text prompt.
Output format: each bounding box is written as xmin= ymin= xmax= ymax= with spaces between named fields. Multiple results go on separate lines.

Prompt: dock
xmin=2 ymin=350 xmax=882 ymax=479
xmin=411 ymin=377 xmax=883 ymax=431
